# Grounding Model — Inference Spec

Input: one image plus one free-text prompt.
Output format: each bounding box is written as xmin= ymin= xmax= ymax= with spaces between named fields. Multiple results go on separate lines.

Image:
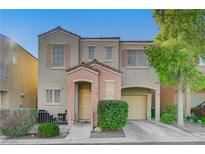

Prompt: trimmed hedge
xmin=0 ymin=109 xmax=36 ymax=137
xmin=37 ymin=123 xmax=60 ymax=137
xmin=97 ymin=100 xmax=128 ymax=131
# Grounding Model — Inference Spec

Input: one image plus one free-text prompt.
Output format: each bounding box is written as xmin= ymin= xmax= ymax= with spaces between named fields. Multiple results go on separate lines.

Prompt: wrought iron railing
xmin=36 ymin=110 xmax=68 ymax=125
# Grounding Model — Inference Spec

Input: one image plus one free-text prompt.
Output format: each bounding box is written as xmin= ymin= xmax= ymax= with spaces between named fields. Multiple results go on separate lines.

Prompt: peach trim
xmin=72 ymin=79 xmax=94 ymax=83
xmin=66 ymin=67 xmax=99 ymax=75
xmin=121 ymin=85 xmax=158 ymax=90
xmin=89 ymin=63 xmax=122 ymax=76
xmin=39 ymin=30 xmax=79 ymax=40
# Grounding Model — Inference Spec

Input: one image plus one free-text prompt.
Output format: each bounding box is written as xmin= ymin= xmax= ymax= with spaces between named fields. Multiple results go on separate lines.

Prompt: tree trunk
xmin=177 ymin=70 xmax=184 ymax=128
xmin=184 ymin=82 xmax=191 ymax=117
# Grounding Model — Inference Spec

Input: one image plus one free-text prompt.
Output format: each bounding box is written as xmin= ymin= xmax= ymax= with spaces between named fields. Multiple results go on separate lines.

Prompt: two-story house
xmin=38 ymin=26 xmax=161 ymax=126
xmin=0 ymin=34 xmax=38 ymax=109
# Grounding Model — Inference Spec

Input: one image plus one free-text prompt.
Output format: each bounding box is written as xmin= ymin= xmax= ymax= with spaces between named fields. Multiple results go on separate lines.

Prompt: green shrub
xmin=161 ymin=113 xmax=175 ymax=124
xmin=37 ymin=123 xmax=60 ymax=137
xmin=186 ymin=116 xmax=191 ymax=121
xmin=160 ymin=105 xmax=177 ymax=124
xmin=201 ymin=117 xmax=205 ymax=125
xmin=97 ymin=100 xmax=128 ymax=131
xmin=193 ymin=116 xmax=198 ymax=123
xmin=0 ymin=109 xmax=36 ymax=137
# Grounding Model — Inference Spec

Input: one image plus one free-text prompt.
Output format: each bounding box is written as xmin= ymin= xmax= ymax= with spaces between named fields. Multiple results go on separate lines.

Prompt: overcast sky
xmin=0 ymin=9 xmax=159 ymax=58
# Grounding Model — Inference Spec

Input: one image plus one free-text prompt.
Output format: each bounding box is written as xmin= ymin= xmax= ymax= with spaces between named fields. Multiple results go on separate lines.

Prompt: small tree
xmin=145 ymin=10 xmax=205 ymax=128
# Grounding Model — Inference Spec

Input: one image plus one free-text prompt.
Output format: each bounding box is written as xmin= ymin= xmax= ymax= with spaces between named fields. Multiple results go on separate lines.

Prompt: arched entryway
xmin=66 ymin=66 xmax=99 ymax=126
xmin=74 ymin=81 xmax=92 ymax=122
xmin=66 ymin=60 xmax=122 ymax=126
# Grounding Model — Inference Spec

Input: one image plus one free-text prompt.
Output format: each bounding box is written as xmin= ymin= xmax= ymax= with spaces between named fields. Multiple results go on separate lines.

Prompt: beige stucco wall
xmin=38 ymin=29 xmax=160 ymax=117
xmin=9 ymin=45 xmax=38 ymax=109
xmin=80 ymin=39 xmax=120 ymax=69
xmin=120 ymin=42 xmax=160 ymax=90
xmin=0 ymin=36 xmax=38 ymax=109
xmin=38 ymin=31 xmax=80 ymax=116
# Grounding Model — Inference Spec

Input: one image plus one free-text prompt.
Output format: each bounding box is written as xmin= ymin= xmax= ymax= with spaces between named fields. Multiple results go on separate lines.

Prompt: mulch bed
xmin=90 ymin=129 xmax=126 ymax=138
xmin=6 ymin=133 xmax=68 ymax=139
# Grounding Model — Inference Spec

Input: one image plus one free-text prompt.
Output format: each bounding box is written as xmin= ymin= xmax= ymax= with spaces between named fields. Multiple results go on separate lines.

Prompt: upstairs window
xmin=127 ymin=50 xmax=148 ymax=67
xmin=52 ymin=44 xmax=65 ymax=67
xmin=105 ymin=47 xmax=113 ymax=60
xmin=199 ymin=57 xmax=205 ymax=66
xmin=88 ymin=47 xmax=95 ymax=60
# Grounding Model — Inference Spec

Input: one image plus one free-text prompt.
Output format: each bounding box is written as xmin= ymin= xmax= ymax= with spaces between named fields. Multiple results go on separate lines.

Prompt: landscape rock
xmin=94 ymin=127 xmax=102 ymax=133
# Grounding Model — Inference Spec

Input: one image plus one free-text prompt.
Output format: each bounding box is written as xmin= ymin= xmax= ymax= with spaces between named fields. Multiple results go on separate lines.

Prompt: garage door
xmin=122 ymin=95 xmax=147 ymax=120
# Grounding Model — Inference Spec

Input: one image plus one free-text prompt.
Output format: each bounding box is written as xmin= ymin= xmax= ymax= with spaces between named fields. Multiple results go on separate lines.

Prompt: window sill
xmin=87 ymin=59 xmax=93 ymax=62
xmin=44 ymin=103 xmax=62 ymax=106
xmin=0 ymin=76 xmax=8 ymax=80
xmin=199 ymin=64 xmax=205 ymax=67
xmin=125 ymin=66 xmax=149 ymax=69
xmin=49 ymin=67 xmax=66 ymax=70
xmin=104 ymin=60 xmax=114 ymax=63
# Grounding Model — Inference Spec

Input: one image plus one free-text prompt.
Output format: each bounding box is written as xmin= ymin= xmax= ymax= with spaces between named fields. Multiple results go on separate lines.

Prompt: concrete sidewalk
xmin=1 ymin=121 xmax=205 ymax=145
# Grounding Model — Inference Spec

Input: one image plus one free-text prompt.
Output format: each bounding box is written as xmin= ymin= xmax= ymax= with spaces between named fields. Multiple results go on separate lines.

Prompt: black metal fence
xmin=36 ymin=110 xmax=68 ymax=125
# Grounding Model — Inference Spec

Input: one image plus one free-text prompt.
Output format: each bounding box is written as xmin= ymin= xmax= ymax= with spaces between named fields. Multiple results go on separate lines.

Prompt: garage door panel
xmin=122 ymin=95 xmax=147 ymax=120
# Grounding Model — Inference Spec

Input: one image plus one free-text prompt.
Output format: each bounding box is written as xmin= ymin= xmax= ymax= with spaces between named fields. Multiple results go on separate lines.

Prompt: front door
xmin=79 ymin=85 xmax=91 ymax=121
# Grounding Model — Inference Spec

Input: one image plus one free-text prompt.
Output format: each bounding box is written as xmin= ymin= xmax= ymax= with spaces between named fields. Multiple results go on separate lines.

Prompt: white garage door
xmin=122 ymin=95 xmax=147 ymax=120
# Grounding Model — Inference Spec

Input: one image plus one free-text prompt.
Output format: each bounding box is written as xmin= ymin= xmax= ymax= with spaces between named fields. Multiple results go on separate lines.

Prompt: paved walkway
xmin=65 ymin=123 xmax=91 ymax=140
xmin=1 ymin=121 xmax=205 ymax=144
xmin=183 ymin=121 xmax=205 ymax=137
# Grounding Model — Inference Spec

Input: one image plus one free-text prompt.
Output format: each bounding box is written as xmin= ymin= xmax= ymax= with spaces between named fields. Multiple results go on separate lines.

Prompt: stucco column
xmin=155 ymin=89 xmax=160 ymax=122
xmin=185 ymin=87 xmax=191 ymax=116
xmin=67 ymin=81 xmax=75 ymax=127
xmin=147 ymin=93 xmax=152 ymax=121
xmin=91 ymin=80 xmax=98 ymax=127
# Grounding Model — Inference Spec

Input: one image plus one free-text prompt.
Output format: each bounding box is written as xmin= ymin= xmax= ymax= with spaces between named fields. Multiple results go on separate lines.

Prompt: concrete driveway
xmin=123 ymin=120 xmax=205 ymax=142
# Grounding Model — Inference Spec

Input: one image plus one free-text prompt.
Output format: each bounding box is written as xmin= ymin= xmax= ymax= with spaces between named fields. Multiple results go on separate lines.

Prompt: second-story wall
xmin=120 ymin=42 xmax=160 ymax=90
xmin=80 ymin=39 xmax=120 ymax=69
xmin=9 ymin=45 xmax=38 ymax=108
xmin=0 ymin=34 xmax=38 ymax=109
xmin=38 ymin=30 xmax=80 ymax=115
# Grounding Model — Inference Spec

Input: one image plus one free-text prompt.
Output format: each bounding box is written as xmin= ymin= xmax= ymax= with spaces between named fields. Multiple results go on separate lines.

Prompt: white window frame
xmin=88 ymin=46 xmax=95 ymax=61
xmin=127 ymin=50 xmax=137 ymax=67
xmin=105 ymin=46 xmax=113 ymax=61
xmin=105 ymin=80 xmax=115 ymax=100
xmin=45 ymin=88 xmax=62 ymax=105
xmin=127 ymin=50 xmax=148 ymax=68
xmin=51 ymin=44 xmax=65 ymax=68
xmin=199 ymin=57 xmax=205 ymax=66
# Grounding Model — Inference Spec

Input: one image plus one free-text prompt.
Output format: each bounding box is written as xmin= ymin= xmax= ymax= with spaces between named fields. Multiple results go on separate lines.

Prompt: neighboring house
xmin=0 ymin=34 xmax=38 ymax=109
xmin=38 ymin=26 xmax=160 ymax=126
xmin=160 ymin=58 xmax=205 ymax=114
